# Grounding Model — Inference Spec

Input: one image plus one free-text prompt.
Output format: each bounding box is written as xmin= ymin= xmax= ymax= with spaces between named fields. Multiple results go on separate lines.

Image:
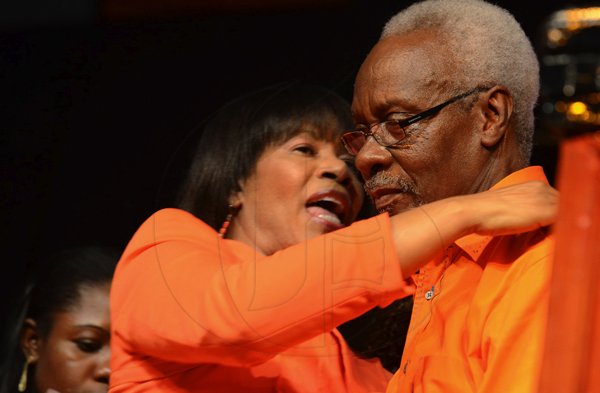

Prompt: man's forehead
xmin=360 ymin=42 xmax=444 ymax=83
xmin=352 ymin=61 xmax=437 ymax=108
xmin=353 ymin=42 xmax=454 ymax=109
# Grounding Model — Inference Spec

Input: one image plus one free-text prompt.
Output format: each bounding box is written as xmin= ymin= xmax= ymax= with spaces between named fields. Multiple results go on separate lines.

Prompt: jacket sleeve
xmin=111 ymin=208 xmax=413 ymax=367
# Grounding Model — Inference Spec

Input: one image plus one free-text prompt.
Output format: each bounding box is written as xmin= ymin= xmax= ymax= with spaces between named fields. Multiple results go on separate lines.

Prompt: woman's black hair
xmin=176 ymin=81 xmax=354 ymax=230
xmin=0 ymin=246 xmax=120 ymax=393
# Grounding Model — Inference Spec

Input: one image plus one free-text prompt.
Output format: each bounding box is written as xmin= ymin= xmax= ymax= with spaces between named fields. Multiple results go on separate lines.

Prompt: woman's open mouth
xmin=305 ymin=190 xmax=351 ymax=230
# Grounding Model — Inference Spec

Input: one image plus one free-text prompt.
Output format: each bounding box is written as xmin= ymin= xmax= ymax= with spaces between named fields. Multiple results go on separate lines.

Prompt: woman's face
xmin=230 ymin=130 xmax=364 ymax=255
xmin=24 ymin=283 xmax=111 ymax=393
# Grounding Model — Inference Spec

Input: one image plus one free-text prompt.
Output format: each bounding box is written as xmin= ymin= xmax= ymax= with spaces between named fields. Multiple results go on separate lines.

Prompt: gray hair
xmin=382 ymin=0 xmax=539 ymax=162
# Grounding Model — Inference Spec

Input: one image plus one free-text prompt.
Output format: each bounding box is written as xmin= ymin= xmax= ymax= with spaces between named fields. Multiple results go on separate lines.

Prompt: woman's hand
xmin=464 ymin=180 xmax=558 ymax=237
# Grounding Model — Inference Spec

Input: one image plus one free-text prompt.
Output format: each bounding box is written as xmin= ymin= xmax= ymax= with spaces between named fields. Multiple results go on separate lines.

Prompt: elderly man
xmin=342 ymin=0 xmax=554 ymax=391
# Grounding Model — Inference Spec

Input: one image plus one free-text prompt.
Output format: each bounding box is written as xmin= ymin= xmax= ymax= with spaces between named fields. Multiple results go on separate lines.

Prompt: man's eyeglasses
xmin=341 ymin=87 xmax=485 ymax=156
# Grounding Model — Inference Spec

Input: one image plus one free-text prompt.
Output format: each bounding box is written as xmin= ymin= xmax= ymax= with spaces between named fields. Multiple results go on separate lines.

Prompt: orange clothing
xmin=110 ymin=210 xmax=412 ymax=392
xmin=386 ymin=166 xmax=555 ymax=393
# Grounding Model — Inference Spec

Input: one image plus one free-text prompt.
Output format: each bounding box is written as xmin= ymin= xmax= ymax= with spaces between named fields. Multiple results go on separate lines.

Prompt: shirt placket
xmin=400 ymin=248 xmax=456 ymax=376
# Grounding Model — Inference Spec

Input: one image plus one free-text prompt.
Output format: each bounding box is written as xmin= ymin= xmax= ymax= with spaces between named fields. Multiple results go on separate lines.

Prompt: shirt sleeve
xmin=111 ymin=208 xmax=413 ymax=367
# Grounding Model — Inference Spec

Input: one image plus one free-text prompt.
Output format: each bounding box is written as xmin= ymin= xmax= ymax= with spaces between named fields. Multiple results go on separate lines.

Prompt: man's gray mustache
xmin=363 ymin=173 xmax=418 ymax=195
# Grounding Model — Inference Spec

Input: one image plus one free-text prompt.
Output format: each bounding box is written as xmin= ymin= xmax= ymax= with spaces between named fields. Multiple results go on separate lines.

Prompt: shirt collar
xmin=454 ymin=166 xmax=549 ymax=262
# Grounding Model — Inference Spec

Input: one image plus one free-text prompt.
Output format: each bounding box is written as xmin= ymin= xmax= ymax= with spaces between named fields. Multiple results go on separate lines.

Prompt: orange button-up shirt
xmin=386 ymin=166 xmax=555 ymax=393
xmin=109 ymin=210 xmax=412 ymax=392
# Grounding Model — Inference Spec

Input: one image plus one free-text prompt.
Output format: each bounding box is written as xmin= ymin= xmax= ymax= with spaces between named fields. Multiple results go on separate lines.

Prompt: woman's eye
xmin=293 ymin=145 xmax=316 ymax=155
xmin=74 ymin=339 xmax=103 ymax=353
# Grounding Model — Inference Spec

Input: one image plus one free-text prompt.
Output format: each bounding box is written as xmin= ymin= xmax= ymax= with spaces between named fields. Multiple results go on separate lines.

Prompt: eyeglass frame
xmin=341 ymin=87 xmax=489 ymax=156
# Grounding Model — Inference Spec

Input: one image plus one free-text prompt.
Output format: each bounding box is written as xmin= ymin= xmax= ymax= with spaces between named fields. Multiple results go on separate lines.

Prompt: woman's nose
xmin=94 ymin=349 xmax=111 ymax=384
xmin=319 ymin=152 xmax=352 ymax=184
xmin=94 ymin=366 xmax=110 ymax=384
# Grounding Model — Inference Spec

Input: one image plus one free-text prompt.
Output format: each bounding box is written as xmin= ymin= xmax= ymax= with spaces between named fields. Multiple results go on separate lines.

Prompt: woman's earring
xmin=218 ymin=204 xmax=238 ymax=238
xmin=18 ymin=356 xmax=32 ymax=392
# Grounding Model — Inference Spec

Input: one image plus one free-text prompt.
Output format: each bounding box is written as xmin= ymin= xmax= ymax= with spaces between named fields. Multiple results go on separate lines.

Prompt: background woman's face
xmin=230 ymin=130 xmax=364 ymax=255
xmin=33 ymin=283 xmax=111 ymax=393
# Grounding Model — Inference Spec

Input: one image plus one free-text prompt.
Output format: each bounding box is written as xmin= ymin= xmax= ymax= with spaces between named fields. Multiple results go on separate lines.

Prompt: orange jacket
xmin=386 ymin=166 xmax=555 ymax=393
xmin=109 ymin=211 xmax=412 ymax=392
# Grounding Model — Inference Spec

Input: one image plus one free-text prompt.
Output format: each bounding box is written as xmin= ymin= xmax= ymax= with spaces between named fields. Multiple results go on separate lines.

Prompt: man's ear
xmin=478 ymin=86 xmax=513 ymax=148
xmin=20 ymin=318 xmax=41 ymax=363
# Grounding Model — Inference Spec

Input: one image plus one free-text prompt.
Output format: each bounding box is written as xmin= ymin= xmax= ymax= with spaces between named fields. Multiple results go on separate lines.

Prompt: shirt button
xmin=425 ymin=287 xmax=434 ymax=300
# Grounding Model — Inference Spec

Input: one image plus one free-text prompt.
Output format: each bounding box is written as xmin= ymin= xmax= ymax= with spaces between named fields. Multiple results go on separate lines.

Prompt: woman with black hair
xmin=109 ymin=82 xmax=557 ymax=392
xmin=1 ymin=246 xmax=119 ymax=393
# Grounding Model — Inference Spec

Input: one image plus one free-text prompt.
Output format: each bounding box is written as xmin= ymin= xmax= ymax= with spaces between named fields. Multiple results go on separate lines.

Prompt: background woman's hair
xmin=176 ymin=80 xmax=354 ymax=230
xmin=26 ymin=246 xmax=120 ymax=336
xmin=0 ymin=246 xmax=120 ymax=393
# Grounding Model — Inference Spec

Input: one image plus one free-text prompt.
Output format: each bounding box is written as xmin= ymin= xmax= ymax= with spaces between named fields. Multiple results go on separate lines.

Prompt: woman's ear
xmin=20 ymin=318 xmax=41 ymax=363
xmin=228 ymin=193 xmax=242 ymax=210
xmin=478 ymin=86 xmax=513 ymax=148
xmin=228 ymin=184 xmax=244 ymax=210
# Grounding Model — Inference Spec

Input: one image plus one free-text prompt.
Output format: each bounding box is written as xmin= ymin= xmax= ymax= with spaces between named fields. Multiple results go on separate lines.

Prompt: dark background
xmin=0 ymin=0 xmax=591 ymax=319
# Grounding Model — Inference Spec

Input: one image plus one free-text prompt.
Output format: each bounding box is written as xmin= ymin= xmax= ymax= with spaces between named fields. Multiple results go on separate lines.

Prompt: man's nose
xmin=355 ymin=137 xmax=394 ymax=180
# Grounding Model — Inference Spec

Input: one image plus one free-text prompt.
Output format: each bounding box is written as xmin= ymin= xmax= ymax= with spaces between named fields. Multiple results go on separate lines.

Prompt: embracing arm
xmin=111 ymin=209 xmax=411 ymax=367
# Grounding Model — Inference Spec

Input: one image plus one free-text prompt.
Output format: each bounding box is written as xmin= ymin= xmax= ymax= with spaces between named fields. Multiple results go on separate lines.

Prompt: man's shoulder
xmin=478 ymin=227 xmax=554 ymax=274
xmin=506 ymin=227 xmax=553 ymax=262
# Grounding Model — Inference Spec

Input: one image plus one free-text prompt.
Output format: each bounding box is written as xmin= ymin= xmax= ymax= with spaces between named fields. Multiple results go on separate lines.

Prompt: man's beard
xmin=364 ymin=172 xmax=425 ymax=215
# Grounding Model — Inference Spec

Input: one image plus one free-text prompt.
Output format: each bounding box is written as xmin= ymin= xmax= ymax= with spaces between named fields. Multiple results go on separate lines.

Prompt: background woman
xmin=0 ymin=246 xmax=119 ymax=393
xmin=109 ymin=82 xmax=557 ymax=392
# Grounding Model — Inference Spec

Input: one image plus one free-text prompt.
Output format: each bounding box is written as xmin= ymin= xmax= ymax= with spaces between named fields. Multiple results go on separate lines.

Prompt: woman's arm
xmin=111 ymin=209 xmax=411 ymax=367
